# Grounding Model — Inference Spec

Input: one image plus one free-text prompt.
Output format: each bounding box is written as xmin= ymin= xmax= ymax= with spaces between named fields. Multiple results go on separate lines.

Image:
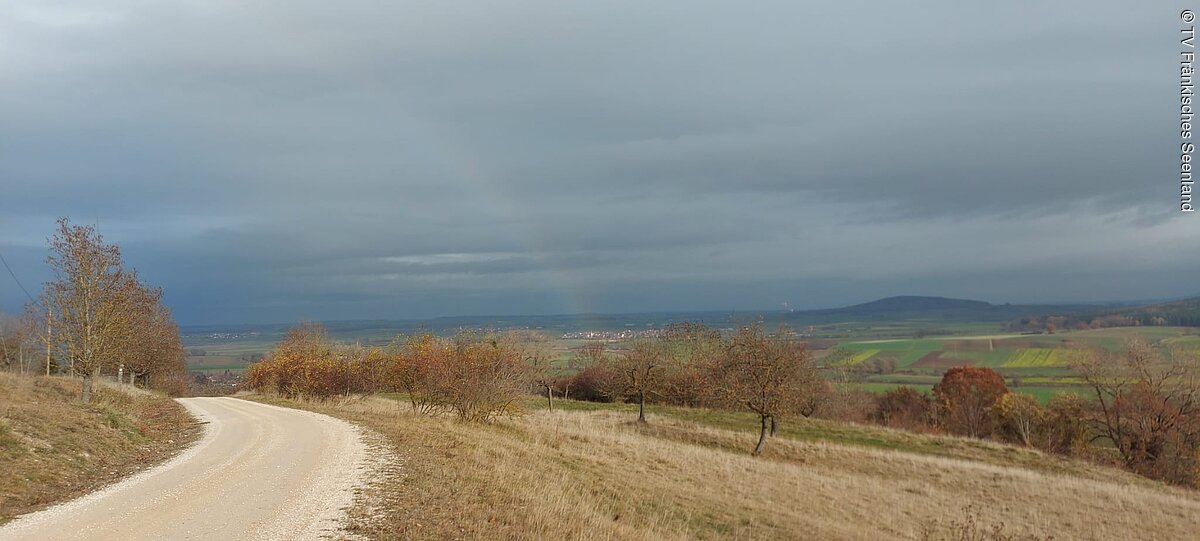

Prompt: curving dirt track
xmin=0 ymin=397 xmax=369 ymax=541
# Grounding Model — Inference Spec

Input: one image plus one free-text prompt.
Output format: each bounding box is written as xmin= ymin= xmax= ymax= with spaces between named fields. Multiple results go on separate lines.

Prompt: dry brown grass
xmin=251 ymin=394 xmax=1200 ymax=540
xmin=0 ymin=372 xmax=202 ymax=522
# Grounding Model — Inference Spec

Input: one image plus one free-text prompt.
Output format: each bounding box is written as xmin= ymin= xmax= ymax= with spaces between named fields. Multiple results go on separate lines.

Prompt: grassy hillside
xmin=252 ymin=394 xmax=1200 ymax=540
xmin=0 ymin=373 xmax=202 ymax=522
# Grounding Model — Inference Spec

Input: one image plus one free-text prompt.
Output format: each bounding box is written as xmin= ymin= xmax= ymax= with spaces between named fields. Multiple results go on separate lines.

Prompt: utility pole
xmin=45 ymin=307 xmax=52 ymax=376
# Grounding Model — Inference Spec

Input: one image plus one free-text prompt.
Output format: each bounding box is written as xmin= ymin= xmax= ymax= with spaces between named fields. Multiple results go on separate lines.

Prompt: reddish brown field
xmin=912 ymin=351 xmax=977 ymax=369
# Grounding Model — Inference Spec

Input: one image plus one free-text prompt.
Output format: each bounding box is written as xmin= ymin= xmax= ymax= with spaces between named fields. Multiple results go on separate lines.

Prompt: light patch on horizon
xmin=381 ymin=253 xmax=526 ymax=266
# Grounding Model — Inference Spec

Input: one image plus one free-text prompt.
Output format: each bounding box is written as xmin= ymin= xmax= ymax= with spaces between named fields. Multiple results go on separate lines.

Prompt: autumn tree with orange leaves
xmin=246 ymin=322 xmax=340 ymax=398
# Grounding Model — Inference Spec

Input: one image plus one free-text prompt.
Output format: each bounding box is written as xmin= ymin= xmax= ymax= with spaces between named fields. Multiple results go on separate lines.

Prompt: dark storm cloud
xmin=0 ymin=1 xmax=1195 ymax=324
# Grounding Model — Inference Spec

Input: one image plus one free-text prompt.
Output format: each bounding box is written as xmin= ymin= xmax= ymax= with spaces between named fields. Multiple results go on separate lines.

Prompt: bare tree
xmin=1074 ymin=340 xmax=1200 ymax=485
xmin=0 ymin=306 xmax=57 ymax=376
xmin=712 ymin=323 xmax=818 ymax=456
xmin=40 ymin=218 xmax=140 ymax=403
xmin=0 ymin=311 xmax=34 ymax=373
xmin=528 ymin=348 xmax=558 ymax=411
xmin=607 ymin=340 xmax=666 ymax=423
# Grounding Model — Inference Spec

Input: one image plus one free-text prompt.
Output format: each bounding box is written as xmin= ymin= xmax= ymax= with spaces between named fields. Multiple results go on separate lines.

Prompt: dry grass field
xmin=253 ymin=395 xmax=1200 ymax=540
xmin=0 ymin=373 xmax=201 ymax=522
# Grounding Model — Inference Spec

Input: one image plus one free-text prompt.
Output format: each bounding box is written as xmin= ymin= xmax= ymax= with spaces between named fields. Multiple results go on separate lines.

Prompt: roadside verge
xmin=0 ymin=373 xmax=203 ymax=522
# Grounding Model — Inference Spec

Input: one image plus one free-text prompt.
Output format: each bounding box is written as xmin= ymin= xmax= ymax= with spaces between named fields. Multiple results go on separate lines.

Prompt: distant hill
xmin=183 ymin=295 xmax=1118 ymax=340
xmin=839 ymin=295 xmax=993 ymax=313
xmin=784 ymin=295 xmax=1097 ymax=324
xmin=184 ymin=295 xmax=1200 ymax=343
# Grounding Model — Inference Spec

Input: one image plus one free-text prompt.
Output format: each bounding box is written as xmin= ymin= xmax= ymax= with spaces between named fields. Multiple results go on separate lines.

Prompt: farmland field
xmin=829 ymin=326 xmax=1200 ymax=402
xmin=1001 ymin=348 xmax=1069 ymax=367
xmin=843 ymin=349 xmax=881 ymax=365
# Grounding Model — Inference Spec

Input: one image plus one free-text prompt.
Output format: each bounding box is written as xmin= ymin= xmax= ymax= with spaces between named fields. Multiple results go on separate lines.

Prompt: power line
xmin=0 ymin=250 xmax=36 ymax=305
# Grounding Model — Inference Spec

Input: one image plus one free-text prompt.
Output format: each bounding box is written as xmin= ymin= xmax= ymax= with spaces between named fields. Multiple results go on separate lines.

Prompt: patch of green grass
xmin=847 ymin=381 xmax=1090 ymax=405
xmin=861 ymin=373 xmax=940 ymax=385
xmin=1011 ymin=386 xmax=1090 ymax=403
xmin=510 ymin=395 xmax=1113 ymax=478
xmin=516 ymin=394 xmax=1043 ymax=461
xmin=857 ymin=382 xmax=933 ymax=394
xmin=946 ymin=348 xmax=1016 ymax=367
xmin=96 ymin=406 xmax=151 ymax=444
xmin=1019 ymin=376 xmax=1086 ymax=385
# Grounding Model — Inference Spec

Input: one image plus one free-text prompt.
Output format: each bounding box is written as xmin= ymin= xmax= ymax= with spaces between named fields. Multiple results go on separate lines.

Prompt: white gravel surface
xmin=0 ymin=397 xmax=371 ymax=541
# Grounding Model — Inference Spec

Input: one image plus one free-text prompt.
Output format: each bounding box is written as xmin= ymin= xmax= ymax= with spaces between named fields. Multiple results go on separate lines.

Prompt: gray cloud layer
xmin=0 ymin=1 xmax=1195 ymax=324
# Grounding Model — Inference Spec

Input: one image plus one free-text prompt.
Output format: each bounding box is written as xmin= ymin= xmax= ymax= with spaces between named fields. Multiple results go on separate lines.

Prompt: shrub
xmin=919 ymin=504 xmax=1052 ymax=541
xmin=994 ymin=393 xmax=1043 ymax=447
xmin=387 ymin=333 xmax=449 ymax=413
xmin=1039 ymin=392 xmax=1088 ymax=455
xmin=813 ymin=382 xmax=874 ymax=424
xmin=245 ymin=322 xmax=386 ymax=399
xmin=872 ymin=386 xmax=933 ymax=430
xmin=438 ymin=331 xmax=530 ymax=422
xmin=568 ymin=363 xmax=617 ymax=402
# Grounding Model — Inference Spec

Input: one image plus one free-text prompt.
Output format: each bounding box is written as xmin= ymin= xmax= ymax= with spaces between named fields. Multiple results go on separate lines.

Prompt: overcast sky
xmin=0 ymin=1 xmax=1195 ymax=325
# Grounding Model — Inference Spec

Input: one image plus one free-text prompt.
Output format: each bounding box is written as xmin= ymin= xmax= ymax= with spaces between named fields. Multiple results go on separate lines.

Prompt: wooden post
xmin=45 ymin=307 xmax=52 ymax=376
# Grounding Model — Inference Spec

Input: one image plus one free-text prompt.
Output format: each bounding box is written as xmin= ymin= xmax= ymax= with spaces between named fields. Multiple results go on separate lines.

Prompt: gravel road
xmin=0 ymin=397 xmax=370 ymax=541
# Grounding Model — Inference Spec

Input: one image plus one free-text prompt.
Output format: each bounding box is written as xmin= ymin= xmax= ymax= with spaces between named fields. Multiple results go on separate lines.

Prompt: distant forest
xmin=1006 ymin=297 xmax=1200 ymax=332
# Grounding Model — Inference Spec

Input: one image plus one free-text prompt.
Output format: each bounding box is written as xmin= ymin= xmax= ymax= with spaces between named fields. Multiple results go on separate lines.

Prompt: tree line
xmin=246 ymin=319 xmax=1200 ymax=486
xmin=245 ymin=323 xmax=531 ymax=422
xmin=0 ymin=218 xmax=188 ymax=401
xmin=247 ymin=321 xmax=820 ymax=456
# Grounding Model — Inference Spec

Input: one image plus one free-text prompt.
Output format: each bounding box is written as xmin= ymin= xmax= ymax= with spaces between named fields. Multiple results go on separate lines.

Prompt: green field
xmin=1002 ymin=348 xmax=1069 ymax=367
xmin=851 ymin=382 xmax=1088 ymax=404
xmin=829 ymin=327 xmax=1199 ymax=403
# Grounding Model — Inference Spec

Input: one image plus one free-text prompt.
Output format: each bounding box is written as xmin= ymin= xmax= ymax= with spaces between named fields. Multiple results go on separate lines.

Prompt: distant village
xmin=560 ymin=329 xmax=662 ymax=341
xmin=187 ymin=331 xmax=262 ymax=341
